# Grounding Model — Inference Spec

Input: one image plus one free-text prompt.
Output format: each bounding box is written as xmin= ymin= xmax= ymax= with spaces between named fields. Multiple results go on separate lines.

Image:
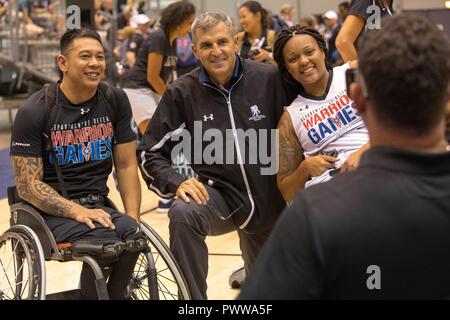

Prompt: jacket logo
xmin=203 ymin=114 xmax=214 ymax=121
xmin=248 ymin=105 xmax=266 ymax=121
xmin=80 ymin=107 xmax=90 ymax=115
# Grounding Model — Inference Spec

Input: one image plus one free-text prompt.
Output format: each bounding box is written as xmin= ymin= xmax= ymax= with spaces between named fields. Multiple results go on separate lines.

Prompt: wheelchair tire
xmin=129 ymin=221 xmax=191 ymax=300
xmin=0 ymin=227 xmax=44 ymax=300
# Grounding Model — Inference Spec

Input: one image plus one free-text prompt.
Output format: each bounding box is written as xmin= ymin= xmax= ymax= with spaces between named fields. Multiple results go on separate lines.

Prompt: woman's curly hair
xmin=159 ymin=1 xmax=195 ymax=32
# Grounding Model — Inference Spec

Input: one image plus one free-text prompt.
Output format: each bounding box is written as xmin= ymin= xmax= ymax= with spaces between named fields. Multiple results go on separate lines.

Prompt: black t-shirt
xmin=124 ymin=28 xmax=177 ymax=91
xmin=126 ymin=32 xmax=146 ymax=56
xmin=10 ymin=85 xmax=136 ymax=199
xmin=349 ymin=0 xmax=393 ymax=21
xmin=350 ymin=0 xmax=394 ymax=47
xmin=239 ymin=147 xmax=450 ymax=299
xmin=350 ymin=1 xmax=394 ymax=27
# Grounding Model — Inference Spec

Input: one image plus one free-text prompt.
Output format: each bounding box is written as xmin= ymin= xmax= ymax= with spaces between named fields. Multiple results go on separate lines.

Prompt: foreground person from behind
xmin=239 ymin=15 xmax=450 ymax=299
xmin=10 ymin=28 xmax=141 ymax=299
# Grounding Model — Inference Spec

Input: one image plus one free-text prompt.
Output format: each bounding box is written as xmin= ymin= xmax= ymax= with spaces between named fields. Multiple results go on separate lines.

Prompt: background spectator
xmin=126 ymin=14 xmax=152 ymax=68
xmin=237 ymin=1 xmax=275 ymax=64
xmin=323 ymin=10 xmax=341 ymax=65
xmin=280 ymin=3 xmax=294 ymax=28
xmin=176 ymin=33 xmax=198 ymax=77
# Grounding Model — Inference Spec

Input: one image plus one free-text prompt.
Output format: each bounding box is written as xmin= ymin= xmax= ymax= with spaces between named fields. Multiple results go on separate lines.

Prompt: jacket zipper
xmin=203 ymin=75 xmax=255 ymax=229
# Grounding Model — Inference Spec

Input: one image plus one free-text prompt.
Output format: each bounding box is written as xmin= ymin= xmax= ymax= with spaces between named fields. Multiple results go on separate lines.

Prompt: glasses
xmin=345 ymin=68 xmax=369 ymax=99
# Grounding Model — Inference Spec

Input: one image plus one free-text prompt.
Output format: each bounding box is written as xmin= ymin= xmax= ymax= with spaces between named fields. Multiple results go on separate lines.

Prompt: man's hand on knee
xmin=69 ymin=206 xmax=116 ymax=230
xmin=176 ymin=178 xmax=209 ymax=205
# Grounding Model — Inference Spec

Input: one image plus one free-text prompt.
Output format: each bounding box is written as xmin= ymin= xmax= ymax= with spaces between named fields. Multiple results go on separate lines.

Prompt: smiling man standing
xmin=138 ymin=12 xmax=290 ymax=299
xmin=10 ymin=28 xmax=141 ymax=299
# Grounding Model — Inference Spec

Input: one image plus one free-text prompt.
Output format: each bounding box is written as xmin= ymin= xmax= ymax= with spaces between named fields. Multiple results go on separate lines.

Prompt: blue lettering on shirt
xmin=49 ymin=138 xmax=113 ymax=164
xmin=65 ymin=145 xmax=78 ymax=164
xmin=306 ymin=104 xmax=359 ymax=145
xmin=307 ymin=128 xmax=321 ymax=144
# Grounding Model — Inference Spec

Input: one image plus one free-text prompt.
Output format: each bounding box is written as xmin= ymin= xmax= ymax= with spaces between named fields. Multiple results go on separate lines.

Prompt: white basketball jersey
xmin=286 ymin=63 xmax=369 ymax=188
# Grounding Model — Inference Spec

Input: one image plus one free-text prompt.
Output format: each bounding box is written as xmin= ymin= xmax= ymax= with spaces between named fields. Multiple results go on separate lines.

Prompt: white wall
xmin=202 ymin=0 xmax=239 ymax=20
xmin=213 ymin=0 xmax=342 ymax=26
xmin=252 ymin=0 xmax=298 ymax=17
xmin=258 ymin=0 xmax=450 ymax=21
xmin=257 ymin=0 xmax=450 ymax=15
xmin=153 ymin=0 xmax=450 ymax=22
xmin=237 ymin=0 xmax=342 ymax=23
xmin=297 ymin=0 xmax=341 ymax=17
xmin=397 ymin=0 xmax=448 ymax=10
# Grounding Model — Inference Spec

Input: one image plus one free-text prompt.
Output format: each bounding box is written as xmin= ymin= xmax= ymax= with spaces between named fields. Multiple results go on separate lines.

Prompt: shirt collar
xmin=199 ymin=54 xmax=242 ymax=91
xmin=360 ymin=146 xmax=450 ymax=175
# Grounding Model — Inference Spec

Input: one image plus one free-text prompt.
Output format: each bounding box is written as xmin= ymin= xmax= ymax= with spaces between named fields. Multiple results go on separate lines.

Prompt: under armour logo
xmin=80 ymin=107 xmax=90 ymax=115
xmin=203 ymin=114 xmax=214 ymax=121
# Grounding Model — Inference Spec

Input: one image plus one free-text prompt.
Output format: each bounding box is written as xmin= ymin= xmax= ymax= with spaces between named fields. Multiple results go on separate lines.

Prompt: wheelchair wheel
xmin=0 ymin=225 xmax=45 ymax=300
xmin=8 ymin=225 xmax=46 ymax=300
xmin=129 ymin=221 xmax=191 ymax=300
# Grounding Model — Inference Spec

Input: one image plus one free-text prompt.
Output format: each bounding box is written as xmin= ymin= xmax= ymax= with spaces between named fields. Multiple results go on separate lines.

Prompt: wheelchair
xmin=0 ymin=187 xmax=190 ymax=300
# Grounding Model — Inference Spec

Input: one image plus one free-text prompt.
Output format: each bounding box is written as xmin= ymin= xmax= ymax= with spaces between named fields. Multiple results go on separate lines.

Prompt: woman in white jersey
xmin=273 ymin=26 xmax=369 ymax=202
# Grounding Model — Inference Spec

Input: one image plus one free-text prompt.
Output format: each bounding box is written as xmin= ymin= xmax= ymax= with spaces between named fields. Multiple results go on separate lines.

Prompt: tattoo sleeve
xmin=11 ymin=155 xmax=75 ymax=218
xmin=277 ymin=112 xmax=303 ymax=179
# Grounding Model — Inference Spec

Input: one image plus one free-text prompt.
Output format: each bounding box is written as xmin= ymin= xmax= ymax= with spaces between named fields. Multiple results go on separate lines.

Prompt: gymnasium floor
xmin=0 ymin=109 xmax=242 ymax=300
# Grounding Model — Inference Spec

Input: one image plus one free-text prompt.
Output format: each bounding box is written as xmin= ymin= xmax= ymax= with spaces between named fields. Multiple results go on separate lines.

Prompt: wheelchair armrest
xmin=7 ymin=186 xmax=21 ymax=206
xmin=124 ymin=230 xmax=147 ymax=252
xmin=125 ymin=238 xmax=147 ymax=252
xmin=71 ymin=239 xmax=125 ymax=258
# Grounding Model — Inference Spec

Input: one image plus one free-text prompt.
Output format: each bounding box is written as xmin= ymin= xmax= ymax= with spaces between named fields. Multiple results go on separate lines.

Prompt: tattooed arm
xmin=11 ymin=155 xmax=115 ymax=229
xmin=277 ymin=112 xmax=336 ymax=202
xmin=277 ymin=112 xmax=306 ymax=202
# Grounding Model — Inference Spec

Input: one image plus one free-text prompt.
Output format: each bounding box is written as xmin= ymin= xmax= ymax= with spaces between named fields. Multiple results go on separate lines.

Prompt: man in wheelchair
xmin=9 ymin=28 xmax=143 ymax=299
